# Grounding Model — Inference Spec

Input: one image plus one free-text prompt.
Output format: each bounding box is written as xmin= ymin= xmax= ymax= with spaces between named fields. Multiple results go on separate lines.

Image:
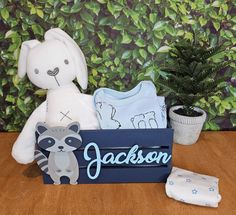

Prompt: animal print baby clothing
xmin=93 ymin=81 xmax=167 ymax=129
xmin=165 ymin=167 xmax=222 ymax=207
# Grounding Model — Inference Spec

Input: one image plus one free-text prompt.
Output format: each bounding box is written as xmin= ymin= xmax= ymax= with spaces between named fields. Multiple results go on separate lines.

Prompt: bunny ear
xmin=44 ymin=28 xmax=88 ymax=90
xmin=18 ymin=40 xmax=40 ymax=78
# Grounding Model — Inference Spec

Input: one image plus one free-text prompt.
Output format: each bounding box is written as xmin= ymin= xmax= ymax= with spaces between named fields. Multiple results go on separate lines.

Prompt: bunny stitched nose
xmin=47 ymin=67 xmax=59 ymax=76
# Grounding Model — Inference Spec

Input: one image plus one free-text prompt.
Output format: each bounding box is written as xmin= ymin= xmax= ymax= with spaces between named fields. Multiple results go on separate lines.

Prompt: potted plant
xmin=160 ymin=41 xmax=227 ymax=145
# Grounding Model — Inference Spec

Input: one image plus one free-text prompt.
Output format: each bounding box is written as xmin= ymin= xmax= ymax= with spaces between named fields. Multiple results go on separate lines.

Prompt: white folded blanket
xmin=165 ymin=167 xmax=222 ymax=207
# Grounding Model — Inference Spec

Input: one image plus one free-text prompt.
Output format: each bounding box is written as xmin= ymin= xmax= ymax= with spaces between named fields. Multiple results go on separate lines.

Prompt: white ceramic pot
xmin=169 ymin=105 xmax=207 ymax=145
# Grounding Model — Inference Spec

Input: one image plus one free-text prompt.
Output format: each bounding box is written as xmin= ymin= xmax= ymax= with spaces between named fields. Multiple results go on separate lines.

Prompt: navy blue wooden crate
xmin=41 ymin=128 xmax=173 ymax=184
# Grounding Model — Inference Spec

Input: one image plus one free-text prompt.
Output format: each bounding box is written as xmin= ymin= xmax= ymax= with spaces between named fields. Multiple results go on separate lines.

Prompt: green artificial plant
xmin=160 ymin=40 xmax=228 ymax=117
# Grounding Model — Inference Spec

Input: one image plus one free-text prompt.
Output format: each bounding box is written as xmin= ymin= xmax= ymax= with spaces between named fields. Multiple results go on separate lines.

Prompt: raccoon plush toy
xmin=34 ymin=122 xmax=82 ymax=185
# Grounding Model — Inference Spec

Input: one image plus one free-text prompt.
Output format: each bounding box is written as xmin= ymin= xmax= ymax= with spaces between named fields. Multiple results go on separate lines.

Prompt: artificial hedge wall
xmin=0 ymin=0 xmax=235 ymax=131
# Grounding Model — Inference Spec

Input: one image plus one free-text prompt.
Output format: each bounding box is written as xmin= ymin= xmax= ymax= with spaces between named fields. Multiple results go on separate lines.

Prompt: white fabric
xmin=12 ymin=83 xmax=100 ymax=164
xmin=18 ymin=28 xmax=88 ymax=90
xmin=46 ymin=83 xmax=99 ymax=129
xmin=12 ymin=28 xmax=99 ymax=164
xmin=12 ymin=101 xmax=47 ymax=164
xmin=166 ymin=167 xmax=221 ymax=207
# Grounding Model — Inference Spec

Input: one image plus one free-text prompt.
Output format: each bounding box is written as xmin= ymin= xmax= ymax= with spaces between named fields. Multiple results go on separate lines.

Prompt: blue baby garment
xmin=93 ymin=81 xmax=167 ymax=129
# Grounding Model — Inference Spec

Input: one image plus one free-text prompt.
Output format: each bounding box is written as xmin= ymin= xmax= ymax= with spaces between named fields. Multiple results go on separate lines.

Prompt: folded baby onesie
xmin=93 ymin=81 xmax=167 ymax=129
xmin=165 ymin=167 xmax=222 ymax=207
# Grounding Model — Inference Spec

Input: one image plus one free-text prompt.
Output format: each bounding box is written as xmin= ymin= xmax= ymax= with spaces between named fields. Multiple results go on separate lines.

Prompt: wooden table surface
xmin=0 ymin=131 xmax=235 ymax=215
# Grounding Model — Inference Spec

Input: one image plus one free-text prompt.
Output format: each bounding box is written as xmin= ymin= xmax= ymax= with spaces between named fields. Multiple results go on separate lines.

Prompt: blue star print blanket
xmin=165 ymin=167 xmax=222 ymax=207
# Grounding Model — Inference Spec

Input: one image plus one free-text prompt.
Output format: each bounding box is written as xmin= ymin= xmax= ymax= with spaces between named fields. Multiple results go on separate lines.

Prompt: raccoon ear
xmin=36 ymin=122 xmax=49 ymax=134
xmin=67 ymin=122 xmax=80 ymax=133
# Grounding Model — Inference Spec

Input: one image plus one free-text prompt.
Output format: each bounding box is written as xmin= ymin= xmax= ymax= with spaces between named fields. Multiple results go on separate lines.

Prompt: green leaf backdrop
xmin=0 ymin=0 xmax=235 ymax=131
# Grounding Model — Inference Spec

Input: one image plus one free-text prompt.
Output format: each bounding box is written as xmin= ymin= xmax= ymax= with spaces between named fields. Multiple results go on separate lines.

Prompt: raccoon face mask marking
xmin=38 ymin=137 xmax=56 ymax=149
xmin=64 ymin=136 xmax=82 ymax=148
xmin=36 ymin=122 xmax=82 ymax=152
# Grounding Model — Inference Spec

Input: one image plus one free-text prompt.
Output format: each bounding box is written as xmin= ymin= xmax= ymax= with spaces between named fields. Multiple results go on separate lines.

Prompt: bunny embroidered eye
xmin=64 ymin=59 xmax=69 ymax=65
xmin=34 ymin=68 xmax=39 ymax=74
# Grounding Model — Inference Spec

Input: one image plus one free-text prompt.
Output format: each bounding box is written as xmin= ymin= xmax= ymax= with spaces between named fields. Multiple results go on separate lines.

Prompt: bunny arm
xmin=12 ymin=101 xmax=47 ymax=164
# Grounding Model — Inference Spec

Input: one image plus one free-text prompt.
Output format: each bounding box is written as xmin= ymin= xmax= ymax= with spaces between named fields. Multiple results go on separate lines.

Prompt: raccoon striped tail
xmin=34 ymin=150 xmax=49 ymax=174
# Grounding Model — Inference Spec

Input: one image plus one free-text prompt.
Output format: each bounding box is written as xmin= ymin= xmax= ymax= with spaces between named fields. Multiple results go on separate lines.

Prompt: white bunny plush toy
xmin=12 ymin=28 xmax=100 ymax=164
